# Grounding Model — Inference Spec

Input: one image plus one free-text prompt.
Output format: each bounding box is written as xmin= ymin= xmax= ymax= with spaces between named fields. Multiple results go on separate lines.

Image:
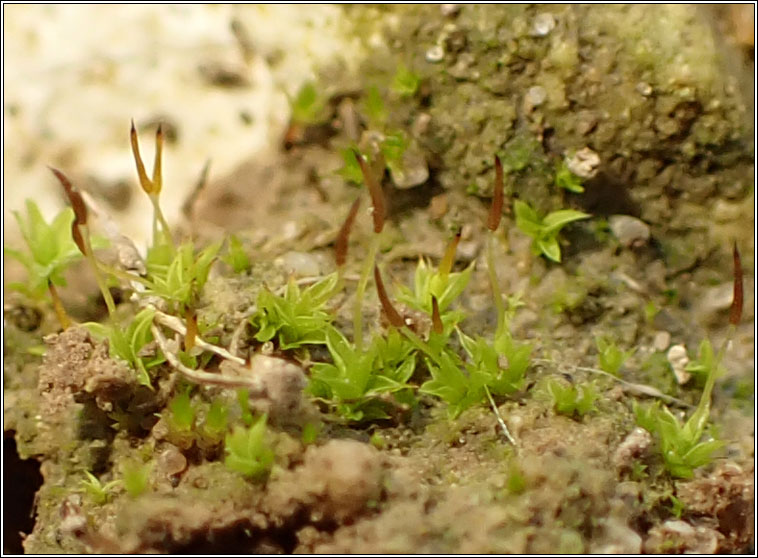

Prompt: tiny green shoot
xmin=513 ymin=200 xmax=590 ymax=262
xmin=168 ymin=388 xmax=195 ymax=432
xmin=391 ymin=64 xmax=420 ymax=97
xmin=337 ymin=148 xmax=366 ymax=185
xmin=363 ymin=85 xmax=387 ymax=126
xmin=289 ymin=81 xmax=328 ymax=125
xmin=251 ymin=273 xmax=338 ymax=349
xmin=4 ymin=200 xmax=86 ymax=328
xmin=555 ymin=160 xmax=585 ymax=193
xmin=223 ymin=234 xmax=251 ymax=273
xmin=685 ymin=338 xmax=726 ymax=388
xmin=199 ymin=399 xmax=229 ymax=443
xmin=5 ymin=200 xmax=83 ymax=300
xmin=395 ymin=232 xmax=473 ymax=333
xmin=85 ymin=306 xmax=163 ymax=387
xmin=80 ymin=471 xmax=121 ymax=505
xmin=634 ymin=401 xmax=723 ymax=479
xmin=144 ymin=240 xmax=222 ymax=315
xmin=634 ymin=243 xmax=743 ymax=479
xmin=224 ymin=414 xmax=274 ymax=480
xmin=543 ymin=377 xmax=598 ymax=418
xmin=595 ymin=335 xmax=633 ymax=376
xmin=308 ymin=326 xmax=415 ymax=422
xmin=122 ymin=461 xmax=151 ymax=498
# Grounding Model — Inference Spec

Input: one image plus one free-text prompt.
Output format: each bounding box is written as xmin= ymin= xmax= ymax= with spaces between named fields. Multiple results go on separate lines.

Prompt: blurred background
xmin=3 ymin=4 xmax=364 ymax=251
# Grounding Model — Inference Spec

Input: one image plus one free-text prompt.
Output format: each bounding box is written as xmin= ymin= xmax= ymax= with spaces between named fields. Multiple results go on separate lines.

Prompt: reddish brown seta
xmin=729 ymin=242 xmax=743 ymax=326
xmin=335 ymin=196 xmax=362 ymax=267
xmin=152 ymin=123 xmax=164 ymax=195
xmin=374 ymin=265 xmax=405 ymax=328
xmin=487 ymin=155 xmax=504 ymax=232
xmin=439 ymin=228 xmax=462 ymax=278
xmin=49 ymin=167 xmax=88 ymax=255
xmin=130 ymin=119 xmax=153 ymax=195
xmin=354 ymin=149 xmax=385 ymax=234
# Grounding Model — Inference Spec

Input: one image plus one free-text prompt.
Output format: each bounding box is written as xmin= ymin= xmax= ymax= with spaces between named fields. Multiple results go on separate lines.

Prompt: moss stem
xmin=353 ymin=233 xmax=380 ymax=351
xmin=486 ymin=232 xmax=506 ymax=336
xmin=80 ymin=224 xmax=117 ymax=317
xmin=48 ymin=281 xmax=72 ymax=330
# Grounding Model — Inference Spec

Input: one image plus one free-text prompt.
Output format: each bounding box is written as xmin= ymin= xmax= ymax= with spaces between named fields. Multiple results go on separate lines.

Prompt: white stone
xmin=532 ymin=13 xmax=556 ymax=37
xmin=667 ymin=344 xmax=691 ymax=385
xmin=425 ymin=45 xmax=445 ymax=63
xmin=652 ymin=331 xmax=671 ymax=352
xmin=566 ymin=147 xmax=600 ymax=178
xmin=609 ymin=215 xmax=651 ymax=248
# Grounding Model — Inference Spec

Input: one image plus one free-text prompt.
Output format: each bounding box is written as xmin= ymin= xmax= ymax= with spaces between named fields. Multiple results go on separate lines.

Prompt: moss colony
xmin=3 ymin=5 xmax=754 ymax=554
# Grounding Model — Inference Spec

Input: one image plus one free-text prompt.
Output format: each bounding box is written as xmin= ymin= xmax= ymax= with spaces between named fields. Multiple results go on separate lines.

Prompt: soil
xmin=3 ymin=5 xmax=754 ymax=554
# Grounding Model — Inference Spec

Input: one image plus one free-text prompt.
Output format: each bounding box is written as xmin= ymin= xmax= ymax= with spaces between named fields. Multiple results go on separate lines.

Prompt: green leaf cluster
xmin=289 ymin=81 xmax=328 ymax=125
xmin=514 ymin=200 xmax=590 ymax=262
xmin=85 ymin=307 xmax=163 ymax=387
xmin=685 ymin=338 xmax=726 ymax=387
xmin=380 ymin=131 xmax=409 ymax=165
xmin=80 ymin=471 xmax=121 ymax=505
xmin=122 ymin=460 xmax=151 ymax=498
xmin=499 ymin=134 xmax=541 ymax=174
xmin=251 ymin=273 xmax=338 ymax=349
xmin=391 ymin=64 xmax=420 ymax=97
xmin=337 ymin=147 xmax=365 ymax=184
xmin=635 ymin=334 xmax=725 ymax=479
xmin=595 ymin=335 xmax=633 ymax=376
xmin=223 ymin=234 xmax=251 ymax=273
xmin=168 ymin=388 xmax=195 ymax=431
xmin=542 ymin=377 xmax=598 ymax=418
xmin=5 ymin=201 xmax=85 ymax=298
xmin=396 ymin=258 xmax=473 ymax=326
xmin=635 ymin=402 xmax=723 ymax=479
xmin=421 ymin=328 xmax=532 ymax=418
xmin=554 ymin=161 xmax=585 ymax=193
xmin=144 ymin=240 xmax=222 ymax=313
xmin=308 ymin=327 xmax=416 ymax=422
xmin=224 ymin=414 xmax=274 ymax=480
xmin=362 ymin=85 xmax=387 ymax=126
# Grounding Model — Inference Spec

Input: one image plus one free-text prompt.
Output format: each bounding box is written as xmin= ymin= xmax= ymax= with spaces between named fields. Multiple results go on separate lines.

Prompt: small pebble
xmin=440 ymin=4 xmax=460 ymax=17
xmin=700 ymin=282 xmax=735 ymax=313
xmin=609 ymin=215 xmax=651 ymax=248
xmin=613 ymin=427 xmax=652 ymax=471
xmin=667 ymin=344 xmax=691 ymax=385
xmin=158 ymin=445 xmax=188 ymax=478
xmin=425 ymin=45 xmax=445 ymax=63
xmin=531 ymin=13 xmax=556 ymax=36
xmin=566 ymin=147 xmax=600 ymax=178
xmin=636 ymin=82 xmax=653 ymax=96
xmin=652 ymin=331 xmax=671 ymax=352
xmin=275 ymin=251 xmax=323 ymax=277
xmin=524 ymin=85 xmax=547 ymax=111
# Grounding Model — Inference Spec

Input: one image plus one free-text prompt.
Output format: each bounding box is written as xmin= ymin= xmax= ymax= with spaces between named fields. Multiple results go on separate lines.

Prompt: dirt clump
xmin=266 ymin=439 xmax=385 ymax=525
